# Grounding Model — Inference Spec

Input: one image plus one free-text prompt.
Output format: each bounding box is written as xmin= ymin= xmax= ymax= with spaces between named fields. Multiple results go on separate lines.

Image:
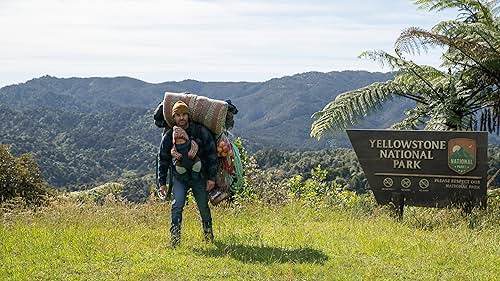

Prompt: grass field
xmin=1 ymin=198 xmax=499 ymax=281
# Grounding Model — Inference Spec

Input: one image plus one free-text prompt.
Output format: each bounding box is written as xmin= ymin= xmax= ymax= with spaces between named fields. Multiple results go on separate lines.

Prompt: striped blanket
xmin=162 ymin=92 xmax=228 ymax=135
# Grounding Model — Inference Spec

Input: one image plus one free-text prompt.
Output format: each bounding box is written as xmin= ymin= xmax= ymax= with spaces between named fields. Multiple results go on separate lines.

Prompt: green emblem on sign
xmin=448 ymin=138 xmax=476 ymax=175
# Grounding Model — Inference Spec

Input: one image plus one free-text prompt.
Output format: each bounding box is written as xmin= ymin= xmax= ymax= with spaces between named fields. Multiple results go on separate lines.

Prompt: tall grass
xmin=1 ymin=195 xmax=499 ymax=281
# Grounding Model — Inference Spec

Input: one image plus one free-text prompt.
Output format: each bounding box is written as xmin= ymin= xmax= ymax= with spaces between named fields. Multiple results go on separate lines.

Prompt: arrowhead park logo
xmin=448 ymin=138 xmax=477 ymax=175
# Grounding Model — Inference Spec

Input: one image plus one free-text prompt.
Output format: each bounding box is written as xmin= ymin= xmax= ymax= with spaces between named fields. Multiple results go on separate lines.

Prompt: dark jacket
xmin=158 ymin=122 xmax=217 ymax=186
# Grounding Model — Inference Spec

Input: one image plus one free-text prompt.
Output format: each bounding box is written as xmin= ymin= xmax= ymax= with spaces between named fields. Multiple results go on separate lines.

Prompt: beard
xmin=176 ymin=118 xmax=188 ymax=128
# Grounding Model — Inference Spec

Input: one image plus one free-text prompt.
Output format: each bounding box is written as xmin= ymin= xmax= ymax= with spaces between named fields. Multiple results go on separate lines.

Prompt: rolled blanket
xmin=163 ymin=92 xmax=228 ymax=135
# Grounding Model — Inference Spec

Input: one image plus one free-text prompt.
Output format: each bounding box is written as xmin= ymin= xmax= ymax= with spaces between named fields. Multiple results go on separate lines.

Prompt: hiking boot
xmin=203 ymin=227 xmax=214 ymax=243
xmin=170 ymin=225 xmax=181 ymax=248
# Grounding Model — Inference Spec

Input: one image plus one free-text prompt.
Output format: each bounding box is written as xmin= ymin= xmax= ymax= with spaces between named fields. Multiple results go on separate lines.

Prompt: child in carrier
xmin=171 ymin=125 xmax=202 ymax=175
xmin=171 ymin=125 xmax=228 ymax=205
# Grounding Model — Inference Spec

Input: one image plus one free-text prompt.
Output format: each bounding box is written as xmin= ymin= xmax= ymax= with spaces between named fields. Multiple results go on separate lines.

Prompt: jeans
xmin=171 ymin=171 xmax=212 ymax=229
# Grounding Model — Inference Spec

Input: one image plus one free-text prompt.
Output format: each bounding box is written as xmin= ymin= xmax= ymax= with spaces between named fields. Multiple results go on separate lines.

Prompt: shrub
xmin=0 ymin=144 xmax=51 ymax=206
xmin=232 ymin=138 xmax=289 ymax=204
xmin=288 ymin=165 xmax=335 ymax=206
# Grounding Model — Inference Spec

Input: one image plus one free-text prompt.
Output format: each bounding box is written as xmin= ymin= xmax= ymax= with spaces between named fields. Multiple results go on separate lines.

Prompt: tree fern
xmin=311 ymin=0 xmax=500 ymax=139
xmin=310 ymin=81 xmax=396 ymax=139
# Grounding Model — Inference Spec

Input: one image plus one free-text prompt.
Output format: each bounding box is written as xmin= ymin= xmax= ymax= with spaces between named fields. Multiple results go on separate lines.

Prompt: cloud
xmin=0 ymin=0 xmax=456 ymax=86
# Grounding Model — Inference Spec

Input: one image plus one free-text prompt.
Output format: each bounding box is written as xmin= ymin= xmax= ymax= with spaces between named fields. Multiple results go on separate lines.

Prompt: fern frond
xmin=391 ymin=107 xmax=427 ymax=130
xmin=424 ymin=113 xmax=452 ymax=130
xmin=310 ymin=81 xmax=398 ymax=139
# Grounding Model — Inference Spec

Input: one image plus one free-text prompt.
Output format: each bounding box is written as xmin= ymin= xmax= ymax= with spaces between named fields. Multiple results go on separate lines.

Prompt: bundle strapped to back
xmin=155 ymin=92 xmax=228 ymax=135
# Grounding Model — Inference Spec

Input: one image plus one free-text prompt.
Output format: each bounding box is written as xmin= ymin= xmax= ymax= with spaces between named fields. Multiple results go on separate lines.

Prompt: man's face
xmin=174 ymin=113 xmax=189 ymax=127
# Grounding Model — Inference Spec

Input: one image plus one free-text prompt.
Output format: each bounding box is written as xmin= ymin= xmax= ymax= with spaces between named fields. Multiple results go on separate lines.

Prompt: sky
xmin=0 ymin=0 xmax=457 ymax=87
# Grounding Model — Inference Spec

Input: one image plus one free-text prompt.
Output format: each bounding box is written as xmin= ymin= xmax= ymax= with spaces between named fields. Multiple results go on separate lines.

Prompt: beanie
xmin=172 ymin=101 xmax=189 ymax=117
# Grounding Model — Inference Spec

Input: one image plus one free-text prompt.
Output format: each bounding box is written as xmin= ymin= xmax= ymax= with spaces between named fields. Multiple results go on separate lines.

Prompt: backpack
xmin=153 ymin=102 xmax=166 ymax=128
xmin=153 ymin=94 xmax=241 ymax=204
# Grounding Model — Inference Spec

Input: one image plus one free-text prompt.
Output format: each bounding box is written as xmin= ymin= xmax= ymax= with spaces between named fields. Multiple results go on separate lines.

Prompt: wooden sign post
xmin=347 ymin=130 xmax=488 ymax=218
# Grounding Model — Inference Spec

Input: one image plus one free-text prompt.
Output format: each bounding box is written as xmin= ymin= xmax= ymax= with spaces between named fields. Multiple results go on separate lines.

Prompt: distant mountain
xmin=0 ymin=71 xmax=399 ymax=151
xmin=1 ymin=71 xmax=497 ymax=188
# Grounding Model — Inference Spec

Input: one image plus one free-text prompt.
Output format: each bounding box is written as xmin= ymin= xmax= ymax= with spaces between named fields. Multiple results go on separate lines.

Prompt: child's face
xmin=173 ymin=126 xmax=188 ymax=145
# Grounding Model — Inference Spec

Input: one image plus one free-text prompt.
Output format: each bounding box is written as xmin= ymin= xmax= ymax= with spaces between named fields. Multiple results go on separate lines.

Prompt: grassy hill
xmin=1 ymin=198 xmax=499 ymax=280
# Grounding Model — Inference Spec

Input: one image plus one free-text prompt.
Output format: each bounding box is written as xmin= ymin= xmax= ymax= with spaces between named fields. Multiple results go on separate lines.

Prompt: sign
xmin=347 ymin=129 xmax=488 ymax=208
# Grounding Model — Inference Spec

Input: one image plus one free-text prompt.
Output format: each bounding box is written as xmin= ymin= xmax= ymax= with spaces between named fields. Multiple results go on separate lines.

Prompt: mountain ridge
xmin=2 ymin=70 xmax=497 ymax=188
xmin=0 ymin=70 xmax=398 ymax=150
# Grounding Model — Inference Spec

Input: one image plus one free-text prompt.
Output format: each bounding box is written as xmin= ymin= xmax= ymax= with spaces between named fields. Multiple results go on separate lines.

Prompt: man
xmin=158 ymin=100 xmax=217 ymax=248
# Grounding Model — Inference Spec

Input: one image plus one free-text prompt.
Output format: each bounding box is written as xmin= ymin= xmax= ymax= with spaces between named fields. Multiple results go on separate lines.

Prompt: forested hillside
xmin=0 ymin=72 xmax=399 ymax=150
xmin=0 ymin=105 xmax=158 ymax=189
xmin=0 ymin=71 xmax=498 ymax=189
xmin=0 ymin=71 xmax=397 ymax=188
